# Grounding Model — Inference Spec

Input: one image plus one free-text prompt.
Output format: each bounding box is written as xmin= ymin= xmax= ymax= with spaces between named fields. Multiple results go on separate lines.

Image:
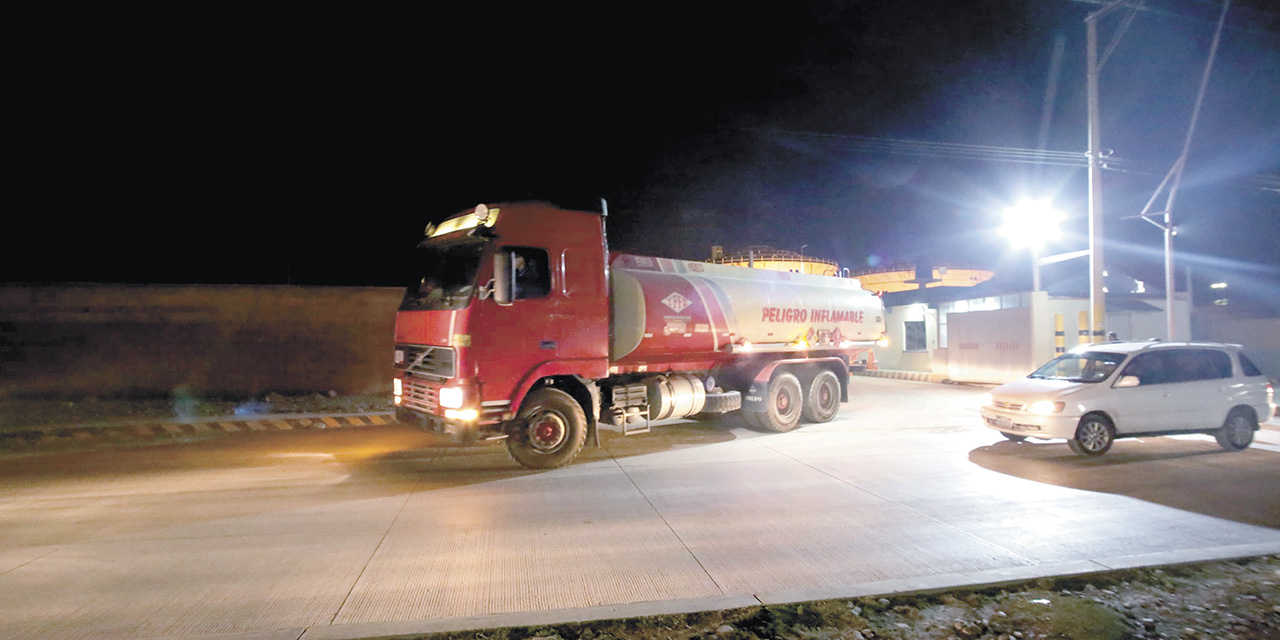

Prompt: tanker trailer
xmin=392 ymin=201 xmax=886 ymax=469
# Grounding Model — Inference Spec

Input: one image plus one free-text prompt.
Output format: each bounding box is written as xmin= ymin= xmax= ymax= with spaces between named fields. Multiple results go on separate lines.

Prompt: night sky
xmin=13 ymin=2 xmax=1279 ymax=304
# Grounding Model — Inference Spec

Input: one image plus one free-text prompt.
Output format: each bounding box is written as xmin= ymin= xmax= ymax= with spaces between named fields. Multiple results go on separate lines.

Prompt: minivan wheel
xmin=1215 ymin=408 xmax=1256 ymax=451
xmin=1069 ymin=415 xmax=1114 ymax=456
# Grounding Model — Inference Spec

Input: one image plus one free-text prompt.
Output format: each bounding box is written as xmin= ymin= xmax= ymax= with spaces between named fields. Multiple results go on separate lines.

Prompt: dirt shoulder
xmin=0 ymin=393 xmax=393 ymax=454
xmin=405 ymin=556 xmax=1278 ymax=640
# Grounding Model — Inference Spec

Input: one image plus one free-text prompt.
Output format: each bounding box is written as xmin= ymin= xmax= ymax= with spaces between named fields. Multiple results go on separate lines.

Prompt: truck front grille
xmin=394 ymin=344 xmax=456 ymax=380
xmin=401 ymin=378 xmax=440 ymax=412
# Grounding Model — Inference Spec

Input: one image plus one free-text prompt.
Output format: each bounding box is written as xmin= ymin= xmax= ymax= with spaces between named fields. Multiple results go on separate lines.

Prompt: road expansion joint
xmin=607 ymin=455 xmax=728 ymax=596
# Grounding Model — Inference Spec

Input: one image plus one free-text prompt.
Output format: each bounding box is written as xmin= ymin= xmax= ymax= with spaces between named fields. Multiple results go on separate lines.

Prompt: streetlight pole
xmin=1086 ymin=10 xmax=1107 ymax=344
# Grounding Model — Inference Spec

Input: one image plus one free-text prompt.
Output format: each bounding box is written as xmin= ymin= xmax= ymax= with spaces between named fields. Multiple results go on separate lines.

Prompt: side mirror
xmin=493 ymin=251 xmax=512 ymax=305
xmin=1115 ymin=375 xmax=1140 ymax=388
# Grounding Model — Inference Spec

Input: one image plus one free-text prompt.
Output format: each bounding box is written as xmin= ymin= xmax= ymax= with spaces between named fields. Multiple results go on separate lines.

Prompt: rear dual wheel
xmin=751 ymin=373 xmax=803 ymax=432
xmin=752 ymin=369 xmax=843 ymax=432
xmin=801 ymin=370 xmax=841 ymax=423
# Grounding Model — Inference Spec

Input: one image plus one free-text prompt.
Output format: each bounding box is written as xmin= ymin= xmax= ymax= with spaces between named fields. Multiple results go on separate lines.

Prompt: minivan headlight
xmin=1027 ymin=400 xmax=1065 ymax=415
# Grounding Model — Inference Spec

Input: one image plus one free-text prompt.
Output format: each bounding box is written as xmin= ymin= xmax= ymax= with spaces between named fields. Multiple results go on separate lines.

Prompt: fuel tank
xmin=610 ymin=254 xmax=884 ymax=362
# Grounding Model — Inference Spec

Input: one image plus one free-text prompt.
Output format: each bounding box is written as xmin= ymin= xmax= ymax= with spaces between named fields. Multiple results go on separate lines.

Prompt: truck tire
xmin=506 ymin=387 xmax=587 ymax=469
xmin=801 ymin=370 xmax=841 ymax=423
xmin=751 ymin=372 xmax=803 ymax=432
xmin=701 ymin=391 xmax=743 ymax=414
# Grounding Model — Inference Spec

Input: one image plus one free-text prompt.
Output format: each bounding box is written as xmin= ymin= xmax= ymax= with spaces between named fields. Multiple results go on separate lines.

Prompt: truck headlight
xmin=439 ymin=387 xmax=465 ymax=409
xmin=1027 ymin=400 xmax=1065 ymax=415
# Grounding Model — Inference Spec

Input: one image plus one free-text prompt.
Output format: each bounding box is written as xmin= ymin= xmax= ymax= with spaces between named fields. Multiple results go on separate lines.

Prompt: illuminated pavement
xmin=1 ymin=377 xmax=1277 ymax=640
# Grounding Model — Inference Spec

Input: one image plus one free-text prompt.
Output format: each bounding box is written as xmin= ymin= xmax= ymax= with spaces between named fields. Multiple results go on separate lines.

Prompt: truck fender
xmin=507 ymin=358 xmax=607 ymax=436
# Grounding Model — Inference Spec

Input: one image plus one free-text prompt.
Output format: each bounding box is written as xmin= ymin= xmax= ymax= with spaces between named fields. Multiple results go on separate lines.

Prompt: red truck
xmin=393 ymin=201 xmax=886 ymax=468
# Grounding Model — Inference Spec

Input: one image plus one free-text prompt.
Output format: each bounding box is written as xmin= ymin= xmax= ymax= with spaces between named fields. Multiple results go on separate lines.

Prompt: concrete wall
xmin=0 ymin=284 xmax=403 ymax=398
xmin=1193 ymin=309 xmax=1280 ymax=378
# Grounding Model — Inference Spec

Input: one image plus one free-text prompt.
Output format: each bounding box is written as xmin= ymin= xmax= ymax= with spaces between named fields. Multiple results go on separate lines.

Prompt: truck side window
xmin=511 ymin=247 xmax=550 ymax=299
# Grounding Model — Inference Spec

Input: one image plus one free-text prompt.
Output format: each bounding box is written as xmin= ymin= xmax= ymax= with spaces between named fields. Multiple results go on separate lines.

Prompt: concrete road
xmin=1 ymin=377 xmax=1277 ymax=640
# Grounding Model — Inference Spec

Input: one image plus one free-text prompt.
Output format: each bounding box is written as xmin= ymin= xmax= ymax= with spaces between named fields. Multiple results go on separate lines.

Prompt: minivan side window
xmin=1239 ymin=352 xmax=1264 ymax=377
xmin=1168 ymin=349 xmax=1232 ymax=382
xmin=1177 ymin=350 xmax=1228 ymax=378
xmin=1121 ymin=349 xmax=1235 ymax=385
xmin=1121 ymin=352 xmax=1171 ymax=385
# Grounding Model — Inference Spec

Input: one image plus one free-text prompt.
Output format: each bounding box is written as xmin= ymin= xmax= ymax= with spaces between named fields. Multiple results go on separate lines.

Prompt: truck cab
xmin=393 ymin=203 xmax=608 ymax=451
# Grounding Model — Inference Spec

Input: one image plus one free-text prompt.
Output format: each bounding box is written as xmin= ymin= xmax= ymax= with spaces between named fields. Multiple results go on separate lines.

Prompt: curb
xmin=850 ymin=369 xmax=942 ymax=383
xmin=153 ymin=545 xmax=1280 ymax=640
xmin=0 ymin=412 xmax=397 ymax=451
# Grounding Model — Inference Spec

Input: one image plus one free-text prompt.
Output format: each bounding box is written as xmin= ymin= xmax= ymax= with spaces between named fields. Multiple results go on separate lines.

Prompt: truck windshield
xmin=1028 ymin=351 xmax=1125 ymax=383
xmin=399 ymin=237 xmax=486 ymax=311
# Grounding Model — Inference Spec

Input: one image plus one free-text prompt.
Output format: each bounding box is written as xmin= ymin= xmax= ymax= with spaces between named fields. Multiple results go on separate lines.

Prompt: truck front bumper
xmin=396 ymin=406 xmax=503 ymax=443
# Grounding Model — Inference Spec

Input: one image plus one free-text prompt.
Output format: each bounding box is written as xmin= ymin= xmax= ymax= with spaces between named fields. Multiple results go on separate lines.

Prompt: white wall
xmin=947 ymin=307 xmax=1037 ymax=384
xmin=1194 ymin=312 xmax=1280 ymax=377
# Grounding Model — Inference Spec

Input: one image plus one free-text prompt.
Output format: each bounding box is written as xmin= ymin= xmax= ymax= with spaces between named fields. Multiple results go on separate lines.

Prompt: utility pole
xmin=1083 ymin=0 xmax=1141 ymax=342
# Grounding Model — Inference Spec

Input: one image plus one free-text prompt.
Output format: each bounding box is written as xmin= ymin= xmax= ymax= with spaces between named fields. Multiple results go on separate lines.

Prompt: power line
xmin=1068 ymin=0 xmax=1280 ymax=37
xmin=740 ymin=128 xmax=1277 ymax=191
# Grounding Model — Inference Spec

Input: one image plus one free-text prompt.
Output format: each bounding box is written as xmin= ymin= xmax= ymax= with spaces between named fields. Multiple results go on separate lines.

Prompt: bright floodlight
xmin=1001 ymin=198 xmax=1063 ymax=251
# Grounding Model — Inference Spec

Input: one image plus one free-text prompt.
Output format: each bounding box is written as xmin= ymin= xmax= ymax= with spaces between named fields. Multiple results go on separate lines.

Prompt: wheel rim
xmin=818 ymin=381 xmax=834 ymax=410
xmin=528 ymin=410 xmax=567 ymax=452
xmin=1079 ymin=421 xmax=1110 ymax=452
xmin=777 ymin=389 xmax=792 ymax=414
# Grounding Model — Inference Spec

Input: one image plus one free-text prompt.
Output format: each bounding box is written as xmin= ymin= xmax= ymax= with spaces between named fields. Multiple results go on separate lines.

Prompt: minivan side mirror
xmin=1115 ymin=375 xmax=1140 ymax=388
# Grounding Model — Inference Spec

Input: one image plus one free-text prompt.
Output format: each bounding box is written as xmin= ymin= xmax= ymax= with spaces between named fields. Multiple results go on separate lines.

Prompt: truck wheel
xmin=751 ymin=372 xmax=803 ymax=433
xmin=506 ymin=388 xmax=587 ymax=469
xmin=1214 ymin=408 xmax=1255 ymax=451
xmin=801 ymin=370 xmax=841 ymax=423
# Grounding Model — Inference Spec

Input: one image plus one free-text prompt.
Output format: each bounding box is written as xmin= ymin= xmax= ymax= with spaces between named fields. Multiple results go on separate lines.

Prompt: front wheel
xmin=801 ymin=370 xmax=841 ymax=423
xmin=1068 ymin=414 xmax=1114 ymax=456
xmin=1215 ymin=408 xmax=1256 ymax=451
xmin=506 ymin=387 xmax=587 ymax=469
xmin=750 ymin=372 xmax=803 ymax=432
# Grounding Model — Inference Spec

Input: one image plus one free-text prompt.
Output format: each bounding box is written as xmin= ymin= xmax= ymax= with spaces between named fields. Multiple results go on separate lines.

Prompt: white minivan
xmin=980 ymin=341 xmax=1275 ymax=456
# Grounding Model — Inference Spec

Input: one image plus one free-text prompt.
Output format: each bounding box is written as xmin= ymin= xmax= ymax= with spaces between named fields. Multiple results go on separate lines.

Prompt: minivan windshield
xmin=399 ymin=237 xmax=486 ymax=311
xmin=1028 ymin=351 xmax=1125 ymax=383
